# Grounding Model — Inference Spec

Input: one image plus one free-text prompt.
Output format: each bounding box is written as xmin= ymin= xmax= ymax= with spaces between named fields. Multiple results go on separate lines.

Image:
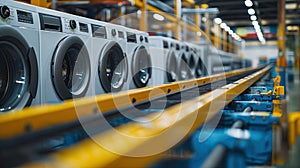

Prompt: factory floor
xmin=283 ymin=82 xmax=300 ymax=168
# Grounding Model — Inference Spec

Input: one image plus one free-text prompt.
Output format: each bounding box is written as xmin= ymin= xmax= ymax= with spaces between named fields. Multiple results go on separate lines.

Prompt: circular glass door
xmin=132 ymin=45 xmax=152 ymax=88
xmin=195 ymin=57 xmax=207 ymax=78
xmin=189 ymin=52 xmax=196 ymax=72
xmin=52 ymin=36 xmax=91 ymax=100
xmin=178 ymin=53 xmax=191 ymax=80
xmin=166 ymin=50 xmax=178 ymax=82
xmin=0 ymin=27 xmax=38 ymax=112
xmin=99 ymin=42 xmax=128 ymax=92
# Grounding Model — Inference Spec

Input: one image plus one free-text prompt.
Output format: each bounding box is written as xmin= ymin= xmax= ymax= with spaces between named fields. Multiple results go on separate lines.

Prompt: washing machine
xmin=125 ymin=28 xmax=152 ymax=89
xmin=208 ymin=46 xmax=226 ymax=74
xmin=35 ymin=7 xmax=92 ymax=104
xmin=178 ymin=43 xmax=193 ymax=81
xmin=186 ymin=42 xmax=208 ymax=78
xmin=218 ymin=50 xmax=234 ymax=72
xmin=91 ymin=21 xmax=128 ymax=94
xmin=149 ymin=36 xmax=181 ymax=86
xmin=0 ymin=0 xmax=39 ymax=112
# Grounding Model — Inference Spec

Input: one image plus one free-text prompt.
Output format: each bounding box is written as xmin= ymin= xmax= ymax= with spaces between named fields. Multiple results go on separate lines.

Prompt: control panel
xmin=0 ymin=4 xmax=38 ymax=29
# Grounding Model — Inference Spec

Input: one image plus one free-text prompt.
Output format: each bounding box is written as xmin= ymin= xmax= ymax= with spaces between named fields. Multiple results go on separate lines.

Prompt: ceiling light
xmin=202 ymin=17 xmax=207 ymax=22
xmin=197 ymin=32 xmax=202 ymax=36
xmin=254 ymin=24 xmax=260 ymax=30
xmin=214 ymin=18 xmax=222 ymax=24
xmin=225 ymin=26 xmax=230 ymax=32
xmin=287 ymin=26 xmax=299 ymax=31
xmin=252 ymin=20 xmax=258 ymax=25
xmin=250 ymin=15 xmax=257 ymax=21
xmin=244 ymin=0 xmax=253 ymax=7
xmin=153 ymin=13 xmax=164 ymax=21
xmin=248 ymin=8 xmax=255 ymax=15
xmin=220 ymin=23 xmax=226 ymax=29
xmin=286 ymin=3 xmax=297 ymax=10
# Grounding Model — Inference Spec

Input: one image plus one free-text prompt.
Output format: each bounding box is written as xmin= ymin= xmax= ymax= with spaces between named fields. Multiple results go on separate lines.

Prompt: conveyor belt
xmin=22 ymin=66 xmax=271 ymax=167
xmin=0 ymin=66 xmax=271 ymax=167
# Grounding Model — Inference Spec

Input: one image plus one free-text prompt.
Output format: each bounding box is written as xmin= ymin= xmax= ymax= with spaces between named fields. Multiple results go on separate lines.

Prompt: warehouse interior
xmin=0 ymin=0 xmax=300 ymax=167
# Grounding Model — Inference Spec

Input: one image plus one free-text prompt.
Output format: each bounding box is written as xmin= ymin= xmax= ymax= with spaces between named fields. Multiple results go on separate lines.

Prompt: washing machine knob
xmin=140 ymin=36 xmax=144 ymax=42
xmin=111 ymin=29 xmax=116 ymax=36
xmin=69 ymin=20 xmax=77 ymax=30
xmin=0 ymin=6 xmax=10 ymax=19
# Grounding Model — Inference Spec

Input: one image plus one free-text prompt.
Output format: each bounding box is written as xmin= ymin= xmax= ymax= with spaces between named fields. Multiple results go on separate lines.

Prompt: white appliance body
xmin=91 ymin=22 xmax=128 ymax=95
xmin=0 ymin=0 xmax=39 ymax=112
xmin=186 ymin=42 xmax=208 ymax=78
xmin=36 ymin=7 xmax=92 ymax=104
xmin=125 ymin=28 xmax=152 ymax=89
xmin=149 ymin=36 xmax=181 ymax=86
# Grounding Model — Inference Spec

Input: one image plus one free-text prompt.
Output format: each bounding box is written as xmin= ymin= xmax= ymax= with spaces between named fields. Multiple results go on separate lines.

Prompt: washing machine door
xmin=99 ymin=41 xmax=128 ymax=92
xmin=189 ymin=52 xmax=196 ymax=73
xmin=195 ymin=57 xmax=207 ymax=78
xmin=52 ymin=36 xmax=91 ymax=100
xmin=166 ymin=50 xmax=178 ymax=82
xmin=0 ymin=26 xmax=38 ymax=112
xmin=132 ymin=45 xmax=152 ymax=88
xmin=178 ymin=53 xmax=191 ymax=80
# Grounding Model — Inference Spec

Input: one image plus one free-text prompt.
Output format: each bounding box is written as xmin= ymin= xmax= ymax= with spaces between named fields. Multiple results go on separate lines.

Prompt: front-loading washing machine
xmin=124 ymin=27 xmax=152 ymax=89
xmin=149 ymin=36 xmax=181 ymax=86
xmin=186 ymin=42 xmax=208 ymax=78
xmin=0 ymin=0 xmax=39 ymax=112
xmin=218 ymin=50 xmax=234 ymax=72
xmin=208 ymin=46 xmax=225 ymax=75
xmin=35 ymin=7 xmax=92 ymax=104
xmin=91 ymin=21 xmax=128 ymax=94
xmin=178 ymin=43 xmax=193 ymax=81
xmin=183 ymin=42 xmax=197 ymax=79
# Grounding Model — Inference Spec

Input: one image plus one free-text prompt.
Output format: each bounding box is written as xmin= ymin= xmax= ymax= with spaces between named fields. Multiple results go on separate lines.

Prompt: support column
xmin=277 ymin=0 xmax=287 ymax=67
xmin=213 ymin=21 xmax=217 ymax=47
xmin=140 ymin=0 xmax=148 ymax=32
xmin=217 ymin=24 xmax=221 ymax=50
xmin=174 ymin=0 xmax=182 ymax=40
xmin=295 ymin=29 xmax=300 ymax=83
xmin=30 ymin=0 xmax=47 ymax=8
xmin=205 ymin=13 xmax=210 ymax=43
xmin=223 ymin=30 xmax=227 ymax=52
xmin=194 ymin=5 xmax=200 ymax=42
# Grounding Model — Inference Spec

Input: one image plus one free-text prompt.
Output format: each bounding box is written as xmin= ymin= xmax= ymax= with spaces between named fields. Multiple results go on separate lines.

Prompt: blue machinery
xmin=0 ymin=64 xmax=288 ymax=167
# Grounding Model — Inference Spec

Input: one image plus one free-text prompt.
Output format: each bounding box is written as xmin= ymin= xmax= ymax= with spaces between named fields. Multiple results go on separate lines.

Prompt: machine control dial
xmin=111 ymin=29 xmax=116 ymax=36
xmin=69 ymin=20 xmax=77 ymax=30
xmin=0 ymin=6 xmax=10 ymax=19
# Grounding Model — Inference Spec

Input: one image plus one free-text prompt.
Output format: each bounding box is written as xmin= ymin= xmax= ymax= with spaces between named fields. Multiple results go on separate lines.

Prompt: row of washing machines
xmin=0 ymin=0 xmax=249 ymax=113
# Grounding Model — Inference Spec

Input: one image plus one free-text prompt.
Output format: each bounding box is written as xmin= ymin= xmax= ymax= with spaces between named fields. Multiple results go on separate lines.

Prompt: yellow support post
xmin=140 ymin=0 xmax=148 ymax=32
xmin=296 ymin=29 xmax=300 ymax=70
xmin=277 ymin=0 xmax=287 ymax=67
xmin=223 ymin=29 xmax=227 ymax=52
xmin=194 ymin=5 xmax=200 ymax=41
xmin=217 ymin=23 xmax=221 ymax=50
xmin=205 ymin=13 xmax=210 ymax=42
xmin=174 ymin=0 xmax=181 ymax=40
xmin=288 ymin=112 xmax=300 ymax=146
xmin=30 ymin=0 xmax=47 ymax=7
